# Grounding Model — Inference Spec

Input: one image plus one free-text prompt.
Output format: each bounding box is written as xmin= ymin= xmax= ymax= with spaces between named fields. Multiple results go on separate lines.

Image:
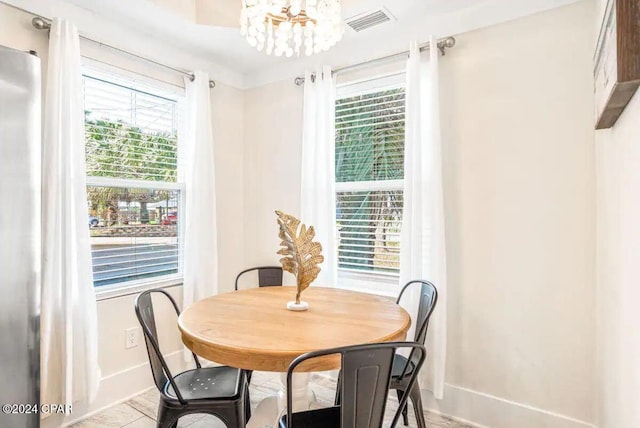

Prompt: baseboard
xmin=422 ymin=384 xmax=596 ymax=428
xmin=41 ymin=350 xmax=186 ymax=428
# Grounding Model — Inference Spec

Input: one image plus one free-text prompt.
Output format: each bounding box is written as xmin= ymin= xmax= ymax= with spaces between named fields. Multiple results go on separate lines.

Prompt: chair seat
xmin=392 ymin=354 xmax=416 ymax=379
xmin=279 ymin=406 xmax=340 ymax=428
xmin=164 ymin=366 xmax=242 ymax=401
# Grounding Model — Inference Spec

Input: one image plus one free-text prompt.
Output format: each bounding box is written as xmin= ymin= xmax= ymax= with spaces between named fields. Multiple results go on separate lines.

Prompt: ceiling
xmin=5 ymin=0 xmax=583 ymax=88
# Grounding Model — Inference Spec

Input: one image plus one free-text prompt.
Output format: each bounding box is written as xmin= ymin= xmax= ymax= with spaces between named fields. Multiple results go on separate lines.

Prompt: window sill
xmin=337 ymin=269 xmax=399 ymax=298
xmin=95 ymin=276 xmax=183 ymax=301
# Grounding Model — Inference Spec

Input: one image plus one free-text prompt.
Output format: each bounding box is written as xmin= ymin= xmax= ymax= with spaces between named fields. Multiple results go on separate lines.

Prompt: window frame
xmin=335 ymin=72 xmax=406 ymax=294
xmin=82 ymin=63 xmax=186 ymax=299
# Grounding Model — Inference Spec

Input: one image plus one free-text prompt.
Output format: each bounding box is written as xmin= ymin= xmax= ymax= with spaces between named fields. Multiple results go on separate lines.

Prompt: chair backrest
xmin=396 ymin=281 xmax=437 ymax=379
xmin=396 ymin=280 xmax=438 ymax=345
xmin=134 ymin=289 xmax=200 ymax=403
xmin=234 ymin=266 xmax=283 ymax=290
xmin=285 ymin=342 xmax=426 ymax=428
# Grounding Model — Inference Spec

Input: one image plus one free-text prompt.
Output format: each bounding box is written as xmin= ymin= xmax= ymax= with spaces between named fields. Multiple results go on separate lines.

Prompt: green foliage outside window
xmin=85 ymin=116 xmax=177 ymax=225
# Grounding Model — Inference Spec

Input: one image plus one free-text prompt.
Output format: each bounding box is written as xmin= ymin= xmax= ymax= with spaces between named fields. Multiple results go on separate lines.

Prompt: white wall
xmin=211 ymin=81 xmax=246 ymax=293
xmin=593 ymin=0 xmax=640 ymax=426
xmin=594 ymin=0 xmax=608 ymax=35
xmin=243 ymin=2 xmax=596 ymax=427
xmin=594 ymin=53 xmax=640 ymax=428
xmin=243 ymin=78 xmax=303 ymax=281
xmin=0 ymin=2 xmax=48 ymax=87
xmin=435 ymin=2 xmax=596 ymax=426
xmin=0 ymin=3 xmax=244 ymax=425
xmin=595 ymin=93 xmax=640 ymax=428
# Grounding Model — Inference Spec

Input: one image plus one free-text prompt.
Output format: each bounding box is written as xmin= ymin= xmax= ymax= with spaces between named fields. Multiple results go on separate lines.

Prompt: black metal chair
xmin=234 ymin=266 xmax=283 ymax=389
xmin=392 ymin=280 xmax=438 ymax=428
xmin=234 ymin=266 xmax=283 ymax=290
xmin=279 ymin=342 xmax=426 ymax=428
xmin=135 ymin=289 xmax=248 ymax=428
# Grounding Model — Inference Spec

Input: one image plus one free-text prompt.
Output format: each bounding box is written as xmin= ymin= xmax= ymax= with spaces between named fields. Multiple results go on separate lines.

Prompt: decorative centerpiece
xmin=276 ymin=210 xmax=324 ymax=311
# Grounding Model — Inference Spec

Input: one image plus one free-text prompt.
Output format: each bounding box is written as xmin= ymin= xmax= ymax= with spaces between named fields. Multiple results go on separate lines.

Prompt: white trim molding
xmin=95 ymin=277 xmax=183 ymax=301
xmin=422 ymin=384 xmax=596 ymax=428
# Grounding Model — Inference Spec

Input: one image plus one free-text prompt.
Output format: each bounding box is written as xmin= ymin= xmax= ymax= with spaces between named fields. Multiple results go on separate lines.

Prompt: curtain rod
xmin=293 ymin=36 xmax=456 ymax=86
xmin=31 ymin=16 xmax=216 ymax=89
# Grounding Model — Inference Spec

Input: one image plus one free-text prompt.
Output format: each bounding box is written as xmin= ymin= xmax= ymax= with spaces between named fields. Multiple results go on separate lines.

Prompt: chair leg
xmin=409 ymin=384 xmax=426 ymax=428
xmin=395 ymin=389 xmax=409 ymax=426
xmin=334 ymin=371 xmax=342 ymax=406
xmin=156 ymin=403 xmax=179 ymax=428
xmin=244 ymin=383 xmax=252 ymax=422
xmin=239 ymin=402 xmax=247 ymax=428
xmin=218 ymin=403 xmax=246 ymax=428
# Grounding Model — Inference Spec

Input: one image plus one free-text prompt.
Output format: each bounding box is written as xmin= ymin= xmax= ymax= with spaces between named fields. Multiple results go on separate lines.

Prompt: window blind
xmin=83 ymin=72 xmax=182 ymax=288
xmin=84 ymin=75 xmax=179 ymax=182
xmin=87 ymin=186 xmax=180 ymax=287
xmin=335 ymin=86 xmax=405 ymax=275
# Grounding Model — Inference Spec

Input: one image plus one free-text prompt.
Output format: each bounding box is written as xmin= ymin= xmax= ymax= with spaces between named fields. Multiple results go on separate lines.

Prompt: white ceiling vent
xmin=345 ymin=7 xmax=394 ymax=32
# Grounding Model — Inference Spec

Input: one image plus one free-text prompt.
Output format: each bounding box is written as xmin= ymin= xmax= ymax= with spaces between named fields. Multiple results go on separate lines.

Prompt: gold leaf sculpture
xmin=276 ymin=210 xmax=324 ymax=308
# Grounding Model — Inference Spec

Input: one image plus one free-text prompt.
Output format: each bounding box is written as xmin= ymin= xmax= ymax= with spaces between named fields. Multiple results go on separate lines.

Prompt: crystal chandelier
xmin=240 ymin=0 xmax=343 ymax=57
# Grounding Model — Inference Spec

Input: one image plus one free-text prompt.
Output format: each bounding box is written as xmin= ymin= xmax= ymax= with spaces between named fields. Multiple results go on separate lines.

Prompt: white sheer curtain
xmin=41 ymin=18 xmax=100 ymax=407
xmin=181 ymin=71 xmax=218 ymax=313
xmin=399 ymin=38 xmax=448 ymax=399
xmin=301 ymin=66 xmax=337 ymax=286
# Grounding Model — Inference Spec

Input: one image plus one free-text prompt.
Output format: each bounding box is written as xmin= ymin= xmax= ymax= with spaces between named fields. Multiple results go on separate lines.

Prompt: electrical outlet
xmin=125 ymin=327 xmax=139 ymax=349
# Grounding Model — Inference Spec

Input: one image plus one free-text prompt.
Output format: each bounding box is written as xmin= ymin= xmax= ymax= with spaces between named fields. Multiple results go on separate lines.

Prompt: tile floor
xmin=71 ymin=371 xmax=470 ymax=427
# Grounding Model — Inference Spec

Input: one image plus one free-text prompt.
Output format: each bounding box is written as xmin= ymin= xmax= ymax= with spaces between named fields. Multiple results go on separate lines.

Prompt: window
xmin=335 ymin=74 xmax=405 ymax=291
xmin=83 ymin=69 xmax=184 ymax=291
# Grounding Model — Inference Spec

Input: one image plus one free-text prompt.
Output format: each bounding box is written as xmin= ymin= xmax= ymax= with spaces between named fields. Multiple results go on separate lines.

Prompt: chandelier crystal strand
xmin=240 ymin=0 xmax=343 ymax=57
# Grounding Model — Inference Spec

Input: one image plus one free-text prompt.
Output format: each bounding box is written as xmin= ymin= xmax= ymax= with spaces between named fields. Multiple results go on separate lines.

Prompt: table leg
xmin=246 ymin=373 xmax=317 ymax=428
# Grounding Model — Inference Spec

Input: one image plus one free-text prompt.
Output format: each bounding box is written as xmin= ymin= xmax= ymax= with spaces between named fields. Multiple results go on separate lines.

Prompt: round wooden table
xmin=178 ymin=286 xmax=411 ymax=427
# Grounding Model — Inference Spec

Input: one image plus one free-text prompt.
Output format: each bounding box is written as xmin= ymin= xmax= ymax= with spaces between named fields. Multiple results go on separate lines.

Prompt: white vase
xmin=287 ymin=301 xmax=309 ymax=311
